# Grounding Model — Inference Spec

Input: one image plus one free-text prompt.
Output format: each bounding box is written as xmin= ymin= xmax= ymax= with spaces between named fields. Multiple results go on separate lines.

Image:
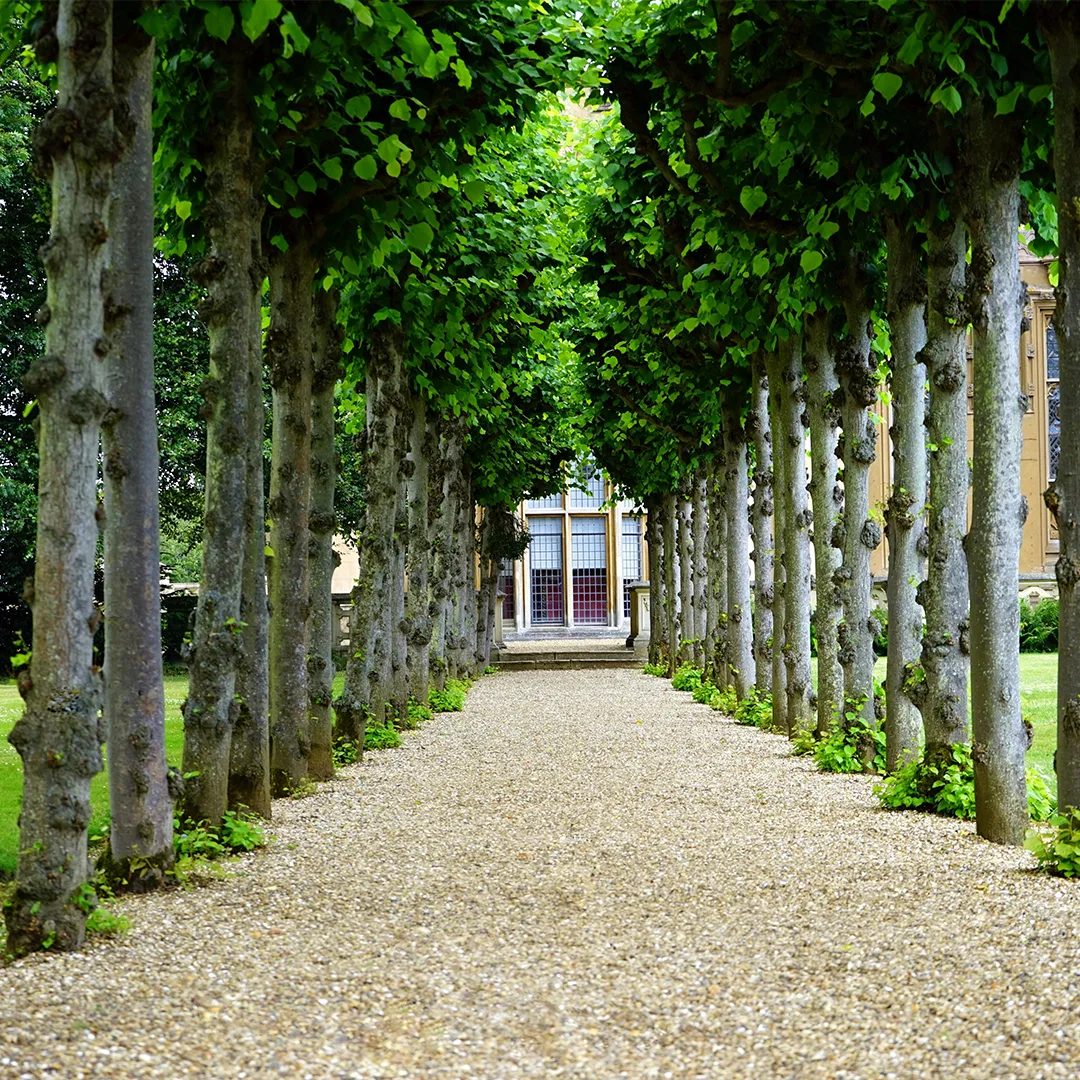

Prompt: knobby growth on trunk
xmin=724 ymin=409 xmax=754 ymax=701
xmin=960 ymin=102 xmax=1029 ymax=845
xmin=705 ymin=463 xmax=728 ymax=685
xmin=7 ymin=0 xmax=115 ymax=956
xmin=765 ymin=351 xmax=788 ymax=733
xmin=883 ymin=216 xmax=928 ymax=772
xmin=691 ymin=469 xmax=708 ymax=669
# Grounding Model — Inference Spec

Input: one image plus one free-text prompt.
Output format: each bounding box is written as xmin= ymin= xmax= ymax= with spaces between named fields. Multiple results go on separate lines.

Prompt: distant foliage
xmin=1019 ymin=598 xmax=1058 ymax=653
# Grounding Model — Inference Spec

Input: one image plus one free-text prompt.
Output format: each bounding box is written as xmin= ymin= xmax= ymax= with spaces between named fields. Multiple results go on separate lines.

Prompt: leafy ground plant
xmin=733 ymin=690 xmax=773 ymax=729
xmin=364 ymin=718 xmax=403 ymax=750
xmin=642 ymin=662 xmax=668 ymax=677
xmin=813 ymin=700 xmax=887 ymax=774
xmin=692 ymin=681 xmax=716 ymax=705
xmin=708 ymin=685 xmax=738 ymax=713
xmin=1026 ymin=806 xmax=1080 ymax=877
xmin=671 ymin=664 xmax=704 ymax=692
xmin=430 ymin=678 xmax=470 ymax=713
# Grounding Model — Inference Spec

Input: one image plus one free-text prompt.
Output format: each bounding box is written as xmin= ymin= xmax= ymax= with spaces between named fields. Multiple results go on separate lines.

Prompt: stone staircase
xmin=493 ymin=640 xmax=648 ymax=672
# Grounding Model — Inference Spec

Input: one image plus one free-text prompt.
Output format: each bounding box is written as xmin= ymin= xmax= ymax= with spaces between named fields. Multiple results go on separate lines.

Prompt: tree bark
xmin=266 ymin=238 xmax=316 ymax=795
xmin=645 ymin=496 xmax=663 ymax=665
xmin=340 ymin=319 xmax=404 ymax=745
xmin=406 ymin=392 xmax=434 ymax=702
xmin=677 ymin=487 xmax=694 ymax=666
xmin=837 ymin=256 xmax=881 ymax=735
xmin=7 ymin=0 xmax=113 ymax=956
xmin=230 ymin=202 xmax=270 ymax=818
xmin=748 ymin=358 xmax=773 ymax=695
xmin=474 ymin=507 xmax=510 ymax=671
xmin=960 ymin=102 xmax=1028 ymax=845
xmin=724 ymin=410 xmax=754 ymax=701
xmin=691 ymin=469 xmax=708 ymax=668
xmin=661 ymin=492 xmax=678 ymax=673
xmin=306 ymin=287 xmax=342 ymax=782
xmin=1042 ymin=9 xmax=1080 ymax=811
xmin=765 ymin=352 xmax=788 ymax=732
xmin=804 ymin=313 xmax=843 ymax=737
xmin=390 ymin=401 xmax=409 ymax=714
xmin=777 ymin=334 xmax=814 ymax=734
xmin=918 ymin=211 xmax=970 ymax=768
xmin=451 ymin=466 xmax=476 ymax=680
xmin=181 ymin=41 xmax=257 ymax=826
xmin=705 ymin=457 xmax=729 ymax=686
xmin=884 ymin=215 xmax=928 ymax=772
xmin=429 ymin=417 xmax=458 ymax=690
xmin=101 ymin=28 xmax=173 ymax=882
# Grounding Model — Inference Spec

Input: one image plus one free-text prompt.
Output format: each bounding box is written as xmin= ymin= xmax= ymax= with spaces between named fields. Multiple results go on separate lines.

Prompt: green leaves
xmin=240 ymin=0 xmax=282 ymax=41
xmin=995 ymin=85 xmax=1023 ymax=116
xmin=404 ymin=222 xmax=435 ymax=252
xmin=872 ymin=72 xmax=902 ymax=102
xmin=799 ymin=250 xmax=823 ymax=274
xmin=354 ymin=156 xmax=378 ymax=181
xmin=203 ymin=3 xmax=235 ymax=42
xmin=345 ymin=95 xmax=372 ymax=120
xmin=739 ymin=186 xmax=767 ymax=216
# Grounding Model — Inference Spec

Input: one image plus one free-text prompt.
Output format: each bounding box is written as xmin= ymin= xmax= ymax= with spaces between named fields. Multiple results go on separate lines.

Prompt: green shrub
xmin=732 ymin=689 xmax=772 ymax=729
xmin=332 ymin=740 xmax=360 ymax=767
xmin=642 ymin=662 xmax=668 ymax=677
xmin=671 ymin=664 xmax=704 ymax=692
xmin=364 ymin=719 xmax=402 ymax=750
xmin=814 ymin=700 xmax=886 ymax=774
xmin=429 ymin=678 xmax=469 ymax=713
xmin=395 ymin=701 xmax=433 ymax=731
xmin=1026 ymin=806 xmax=1080 ymax=877
xmin=691 ymin=681 xmax=716 ymax=704
xmin=877 ymin=745 xmax=1057 ymax=822
xmin=1019 ymin=597 xmax=1058 ymax=653
xmin=220 ymin=809 xmax=266 ymax=852
xmin=708 ymin=684 xmax=738 ymax=713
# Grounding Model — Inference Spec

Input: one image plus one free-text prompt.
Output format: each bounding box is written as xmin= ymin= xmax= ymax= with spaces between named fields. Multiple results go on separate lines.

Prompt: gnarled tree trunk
xmin=706 ymin=457 xmax=728 ymax=687
xmin=918 ymin=211 xmax=970 ymax=769
xmin=406 ymin=392 xmax=434 ymax=703
xmin=777 ymin=335 xmax=813 ymax=734
xmin=724 ymin=409 xmax=753 ymax=702
xmin=884 ymin=216 xmax=928 ymax=772
xmin=645 ymin=496 xmax=663 ymax=665
xmin=804 ymin=313 xmax=842 ymax=737
xmin=837 ymin=256 xmax=881 ymax=736
xmin=960 ymin=103 xmax=1028 ymax=845
xmin=102 ymin=29 xmax=173 ymax=883
xmin=765 ymin=352 xmax=788 ymax=732
xmin=306 ymin=287 xmax=342 ymax=782
xmin=340 ymin=319 xmax=405 ymax=744
xmin=691 ymin=469 xmax=708 ymax=668
xmin=1042 ymin=10 xmax=1080 ymax=810
xmin=677 ymin=487 xmax=694 ymax=667
xmin=429 ymin=417 xmax=458 ymax=691
xmin=662 ymin=492 xmax=678 ymax=673
xmin=748 ymin=358 xmax=773 ymax=695
xmin=266 ymin=238 xmax=316 ymax=795
xmin=7 ymin=0 xmax=113 ymax=956
xmin=182 ymin=41 xmax=257 ymax=826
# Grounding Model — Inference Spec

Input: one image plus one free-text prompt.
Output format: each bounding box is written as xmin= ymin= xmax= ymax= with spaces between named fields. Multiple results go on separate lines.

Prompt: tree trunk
xmin=748 ymin=358 xmax=773 ymax=695
xmin=691 ymin=469 xmax=708 ymax=668
xmin=777 ymin=334 xmax=814 ymax=734
xmin=804 ymin=313 xmax=843 ymax=737
xmin=677 ymin=488 xmax=694 ymax=666
xmin=960 ymin=103 xmax=1028 ymax=845
xmin=706 ymin=458 xmax=729 ymax=686
xmin=662 ymin=492 xmax=678 ymax=673
xmin=1043 ymin=10 xmax=1080 ymax=810
xmin=182 ymin=42 xmax=258 ymax=826
xmin=6 ymin=0 xmax=113 ymax=956
xmin=390 ymin=402 xmax=409 ymax=714
xmin=474 ymin=508 xmax=508 ymax=671
xmin=306 ymin=288 xmax=342 ymax=782
xmin=230 ymin=238 xmax=270 ymax=817
xmin=451 ymin=466 xmax=476 ymax=679
xmin=405 ymin=392 xmax=434 ymax=703
xmin=645 ymin=496 xmax=663 ymax=665
xmin=429 ymin=417 xmax=457 ymax=691
xmin=918 ymin=211 xmax=970 ymax=768
xmin=884 ymin=216 xmax=928 ymax=772
xmin=102 ymin=30 xmax=173 ymax=883
xmin=837 ymin=256 xmax=881 ymax=734
xmin=765 ymin=352 xmax=788 ymax=732
xmin=266 ymin=238 xmax=316 ymax=795
xmin=340 ymin=320 xmax=404 ymax=745
xmin=724 ymin=409 xmax=754 ymax=702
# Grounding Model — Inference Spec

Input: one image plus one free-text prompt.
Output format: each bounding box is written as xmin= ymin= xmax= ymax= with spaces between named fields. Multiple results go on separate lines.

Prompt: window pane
xmin=571 ymin=516 xmax=607 ymax=624
xmin=529 ymin=517 xmax=564 ymax=624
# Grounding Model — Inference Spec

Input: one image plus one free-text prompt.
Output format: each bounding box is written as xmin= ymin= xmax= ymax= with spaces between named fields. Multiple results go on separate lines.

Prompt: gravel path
xmin=3 ymin=668 xmax=1079 ymax=1079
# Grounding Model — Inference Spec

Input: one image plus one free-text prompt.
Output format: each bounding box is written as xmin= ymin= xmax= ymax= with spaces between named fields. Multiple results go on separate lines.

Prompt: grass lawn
xmin=0 ymin=672 xmax=347 ymax=879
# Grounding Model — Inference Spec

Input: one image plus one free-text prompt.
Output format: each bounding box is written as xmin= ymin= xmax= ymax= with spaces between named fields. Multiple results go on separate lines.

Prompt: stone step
xmin=495 ymin=655 xmax=645 ymax=671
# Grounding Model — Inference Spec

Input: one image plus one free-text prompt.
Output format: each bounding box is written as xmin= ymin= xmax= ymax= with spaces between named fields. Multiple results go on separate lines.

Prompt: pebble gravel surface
xmin=2 ymin=667 xmax=1079 ymax=1079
